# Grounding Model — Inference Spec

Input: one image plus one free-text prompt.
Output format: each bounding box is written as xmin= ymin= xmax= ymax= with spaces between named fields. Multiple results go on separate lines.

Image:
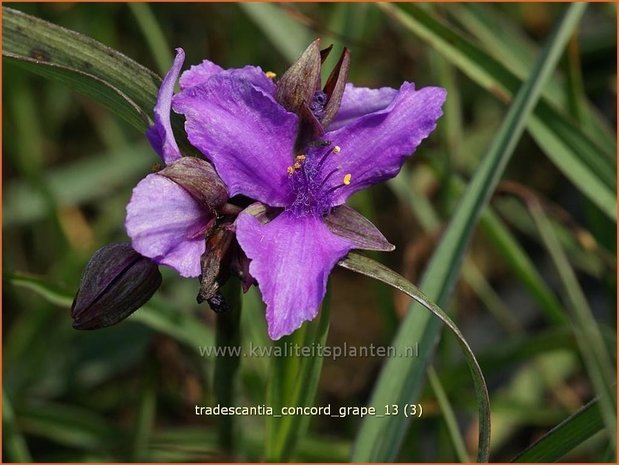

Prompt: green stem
xmin=214 ymin=280 xmax=242 ymax=454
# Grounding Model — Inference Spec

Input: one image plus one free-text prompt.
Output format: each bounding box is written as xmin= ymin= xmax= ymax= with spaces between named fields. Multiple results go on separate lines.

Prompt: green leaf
xmin=378 ymin=3 xmax=616 ymax=221
xmin=351 ymin=4 xmax=586 ymax=461
xmin=3 ymin=6 xmax=160 ymax=130
xmin=239 ymin=3 xmax=312 ymax=62
xmin=3 ymin=390 xmax=33 ymax=462
xmin=265 ymin=287 xmax=331 ymax=461
xmin=530 ymin=202 xmax=616 ymax=451
xmin=15 ymin=401 xmax=123 ymax=451
xmin=6 ymin=272 xmax=214 ymax=350
xmin=213 ymin=280 xmax=242 ymax=453
xmin=340 ymin=253 xmax=490 ymax=462
xmin=513 ymin=396 xmax=605 ymax=462
xmin=4 ymin=143 xmax=153 ymax=227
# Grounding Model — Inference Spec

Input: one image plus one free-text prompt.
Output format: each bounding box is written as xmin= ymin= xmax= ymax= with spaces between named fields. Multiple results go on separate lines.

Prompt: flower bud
xmin=275 ymin=38 xmax=322 ymax=115
xmin=71 ymin=243 xmax=162 ymax=329
xmin=197 ymin=225 xmax=235 ymax=307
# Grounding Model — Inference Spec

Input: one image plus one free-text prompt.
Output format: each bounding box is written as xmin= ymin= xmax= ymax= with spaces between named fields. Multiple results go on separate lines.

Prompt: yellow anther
xmin=333 ymin=146 xmax=341 ymax=154
xmin=293 ymin=162 xmax=302 ymax=170
xmin=343 ymin=173 xmax=352 ymax=185
xmin=296 ymin=154 xmax=306 ymax=161
xmin=265 ymin=71 xmax=277 ymax=79
xmin=287 ymin=166 xmax=295 ymax=175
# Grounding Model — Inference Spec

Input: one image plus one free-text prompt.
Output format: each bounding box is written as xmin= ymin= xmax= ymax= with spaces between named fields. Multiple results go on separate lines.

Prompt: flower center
xmin=309 ymin=90 xmax=328 ymax=120
xmin=286 ymin=142 xmax=350 ymax=217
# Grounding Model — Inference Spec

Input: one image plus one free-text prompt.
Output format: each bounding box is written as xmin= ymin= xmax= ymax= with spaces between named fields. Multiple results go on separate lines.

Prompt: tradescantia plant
xmin=8 ymin=4 xmax=604 ymax=463
xmin=117 ymin=42 xmax=446 ymax=340
xmin=4 ymin=7 xmax=491 ymax=460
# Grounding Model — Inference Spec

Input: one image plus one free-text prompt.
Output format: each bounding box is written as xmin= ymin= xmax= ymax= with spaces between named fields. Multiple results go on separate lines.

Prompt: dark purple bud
xmin=324 ymin=205 xmax=395 ymax=252
xmin=158 ymin=157 xmax=228 ymax=212
xmin=275 ymin=39 xmax=322 ymax=115
xmin=72 ymin=243 xmax=162 ymax=330
xmin=321 ymin=48 xmax=350 ymax=128
xmin=197 ymin=225 xmax=235 ymax=307
xmin=207 ymin=291 xmax=229 ymax=313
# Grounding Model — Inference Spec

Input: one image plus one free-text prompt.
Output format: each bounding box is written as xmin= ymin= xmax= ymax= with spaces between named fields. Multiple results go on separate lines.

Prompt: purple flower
xmin=127 ymin=44 xmax=446 ymax=340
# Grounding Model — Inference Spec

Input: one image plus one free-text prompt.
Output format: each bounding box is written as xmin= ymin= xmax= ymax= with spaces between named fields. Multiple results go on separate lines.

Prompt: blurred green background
xmin=3 ymin=3 xmax=617 ymax=462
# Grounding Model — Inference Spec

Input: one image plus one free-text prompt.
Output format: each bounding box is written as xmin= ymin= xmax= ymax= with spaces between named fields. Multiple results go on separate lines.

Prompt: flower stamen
xmin=343 ymin=173 xmax=352 ymax=185
xmin=265 ymin=71 xmax=277 ymax=79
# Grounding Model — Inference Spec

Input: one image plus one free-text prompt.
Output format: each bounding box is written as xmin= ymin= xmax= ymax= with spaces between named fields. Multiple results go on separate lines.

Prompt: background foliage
xmin=3 ymin=3 xmax=616 ymax=462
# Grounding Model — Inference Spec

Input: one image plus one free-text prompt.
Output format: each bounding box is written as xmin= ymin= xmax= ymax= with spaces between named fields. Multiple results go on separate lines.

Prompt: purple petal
xmin=146 ymin=48 xmax=185 ymax=164
xmin=126 ymin=173 xmax=212 ymax=277
xmin=179 ymin=59 xmax=223 ymax=89
xmin=236 ymin=210 xmax=353 ymax=340
xmin=328 ymin=83 xmax=399 ymax=131
xmin=321 ymin=83 xmax=446 ymax=205
xmin=180 ymin=59 xmax=276 ymax=96
xmin=173 ymin=75 xmax=298 ymax=206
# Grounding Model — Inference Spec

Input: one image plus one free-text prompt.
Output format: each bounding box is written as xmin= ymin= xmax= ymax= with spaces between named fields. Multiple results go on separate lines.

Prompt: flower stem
xmin=213 ymin=279 xmax=242 ymax=454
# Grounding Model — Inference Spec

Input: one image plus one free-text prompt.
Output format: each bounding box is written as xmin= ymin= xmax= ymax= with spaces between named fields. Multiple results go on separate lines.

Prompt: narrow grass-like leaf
xmin=513 ymin=396 xmax=605 ymax=462
xmin=15 ymin=402 xmax=123 ymax=451
xmin=428 ymin=367 xmax=470 ymax=462
xmin=4 ymin=143 xmax=152 ymax=227
xmin=340 ymin=253 xmax=490 ymax=462
xmin=6 ymin=272 xmax=214 ymax=349
xmin=447 ymin=3 xmax=615 ymax=151
xmin=213 ymin=280 xmax=242 ymax=454
xmin=131 ymin=366 xmax=157 ymax=461
xmin=4 ymin=56 xmax=149 ymax=130
xmin=3 ymin=6 xmax=160 ymax=129
xmin=239 ymin=3 xmax=311 ymax=62
xmin=351 ymin=5 xmax=586 ymax=461
xmin=530 ymin=202 xmax=616 ymax=451
xmin=378 ymin=3 xmax=616 ymax=221
xmin=266 ymin=287 xmax=331 ymax=461
xmin=128 ymin=3 xmax=172 ymax=75
xmin=3 ymin=390 xmax=33 ymax=462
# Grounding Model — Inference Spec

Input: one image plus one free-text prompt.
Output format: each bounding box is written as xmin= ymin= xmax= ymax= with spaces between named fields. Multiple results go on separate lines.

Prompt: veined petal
xmin=328 ymin=83 xmax=399 ymax=131
xmin=126 ymin=173 xmax=212 ymax=277
xmin=173 ymin=75 xmax=298 ymax=206
xmin=236 ymin=210 xmax=353 ymax=340
xmin=146 ymin=48 xmax=185 ymax=164
xmin=179 ymin=59 xmax=223 ymax=89
xmin=321 ymin=83 xmax=446 ymax=205
xmin=180 ymin=59 xmax=276 ymax=96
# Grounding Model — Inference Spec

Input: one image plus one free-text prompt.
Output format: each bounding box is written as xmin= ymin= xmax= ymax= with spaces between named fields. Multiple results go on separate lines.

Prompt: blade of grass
xmin=128 ymin=3 xmax=172 ymax=75
xmin=213 ymin=280 xmax=242 ymax=454
xmin=428 ymin=367 xmax=470 ymax=462
xmin=4 ymin=143 xmax=152 ymax=227
xmin=378 ymin=3 xmax=616 ymax=221
xmin=351 ymin=5 xmax=586 ymax=461
xmin=447 ymin=3 xmax=614 ymax=150
xmin=265 ymin=286 xmax=331 ymax=461
xmin=15 ymin=401 xmax=123 ymax=451
xmin=6 ymin=272 xmax=215 ymax=350
xmin=239 ymin=3 xmax=311 ymax=62
xmin=529 ymin=202 xmax=616 ymax=451
xmin=131 ymin=364 xmax=157 ymax=461
xmin=340 ymin=253 xmax=490 ymax=462
xmin=3 ymin=6 xmax=160 ymax=127
xmin=3 ymin=390 xmax=33 ymax=462
xmin=513 ymin=396 xmax=605 ymax=462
